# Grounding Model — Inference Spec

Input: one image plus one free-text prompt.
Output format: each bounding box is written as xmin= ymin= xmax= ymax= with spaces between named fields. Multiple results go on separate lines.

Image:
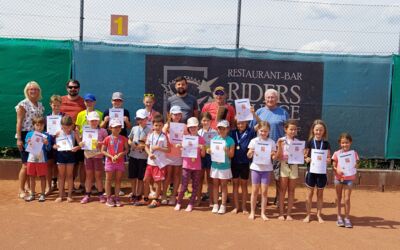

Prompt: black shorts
xmin=231 ymin=163 xmax=250 ymax=180
xmin=75 ymin=149 xmax=84 ymax=162
xmin=19 ymin=131 xmax=29 ymax=164
xmin=305 ymin=172 xmax=327 ymax=189
xmin=128 ymin=157 xmax=147 ymax=180
xmin=201 ymin=154 xmax=212 ymax=169
xmin=47 ymin=148 xmax=57 ymax=160
xmin=57 ymin=151 xmax=76 ymax=164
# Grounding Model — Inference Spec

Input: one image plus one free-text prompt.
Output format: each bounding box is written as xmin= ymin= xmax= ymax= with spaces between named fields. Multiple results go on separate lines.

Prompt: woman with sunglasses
xmin=201 ymin=86 xmax=236 ymax=130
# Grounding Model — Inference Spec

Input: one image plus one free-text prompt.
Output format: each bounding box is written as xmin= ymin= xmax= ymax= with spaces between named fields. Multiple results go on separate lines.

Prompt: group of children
xmin=22 ymin=92 xmax=358 ymax=228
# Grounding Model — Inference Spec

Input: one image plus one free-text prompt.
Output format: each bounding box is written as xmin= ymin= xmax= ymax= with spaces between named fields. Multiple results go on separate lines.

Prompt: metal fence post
xmin=80 ymin=0 xmax=84 ymax=41
xmin=235 ymin=0 xmax=242 ymax=50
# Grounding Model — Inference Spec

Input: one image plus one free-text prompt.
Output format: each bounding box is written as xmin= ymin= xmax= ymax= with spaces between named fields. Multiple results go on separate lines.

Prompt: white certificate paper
xmin=26 ymin=132 xmax=45 ymax=155
xmin=288 ymin=141 xmax=305 ymax=165
xmin=202 ymin=131 xmax=217 ymax=146
xmin=82 ymin=128 xmax=98 ymax=150
xmin=234 ymin=99 xmax=253 ymax=122
xmin=338 ymin=150 xmax=357 ymax=177
xmin=153 ymin=150 xmax=172 ymax=169
xmin=56 ymin=135 xmax=73 ymax=151
xmin=109 ymin=108 xmax=124 ymax=128
xmin=182 ymin=135 xmax=199 ymax=158
xmin=253 ymin=141 xmax=272 ymax=165
xmin=310 ymin=149 xmax=328 ymax=174
xmin=210 ymin=139 xmax=226 ymax=163
xmin=46 ymin=115 xmax=61 ymax=135
xmin=169 ymin=122 xmax=185 ymax=144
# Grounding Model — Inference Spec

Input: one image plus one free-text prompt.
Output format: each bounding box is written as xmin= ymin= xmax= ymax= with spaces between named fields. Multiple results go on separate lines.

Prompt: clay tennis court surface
xmin=1 ymin=180 xmax=399 ymax=249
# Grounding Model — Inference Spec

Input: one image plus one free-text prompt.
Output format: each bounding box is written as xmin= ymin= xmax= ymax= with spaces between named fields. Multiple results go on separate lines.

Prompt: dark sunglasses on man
xmin=68 ymin=86 xmax=79 ymax=89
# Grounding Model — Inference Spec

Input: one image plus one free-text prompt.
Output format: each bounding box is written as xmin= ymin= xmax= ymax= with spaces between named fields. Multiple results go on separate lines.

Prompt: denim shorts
xmin=334 ymin=179 xmax=353 ymax=187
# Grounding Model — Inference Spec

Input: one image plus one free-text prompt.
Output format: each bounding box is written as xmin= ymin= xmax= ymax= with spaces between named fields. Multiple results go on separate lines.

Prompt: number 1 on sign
xmin=110 ymin=15 xmax=128 ymax=36
xmin=114 ymin=17 xmax=123 ymax=35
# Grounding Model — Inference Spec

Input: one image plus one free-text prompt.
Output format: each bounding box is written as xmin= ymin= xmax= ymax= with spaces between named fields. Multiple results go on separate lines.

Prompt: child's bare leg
xmin=248 ymin=184 xmax=259 ymax=220
xmin=207 ymin=169 xmax=213 ymax=205
xmin=212 ymin=178 xmax=219 ymax=205
xmin=162 ymin=165 xmax=172 ymax=200
xmin=261 ymin=184 xmax=269 ymax=221
xmin=29 ymin=176 xmax=36 ymax=194
xmin=279 ymin=177 xmax=288 ymax=220
xmin=336 ymin=184 xmax=343 ymax=219
xmin=85 ymin=169 xmax=94 ymax=194
xmin=286 ymin=179 xmax=296 ymax=220
xmin=105 ymin=171 xmax=113 ymax=197
xmin=143 ymin=177 xmax=150 ymax=198
xmin=221 ymin=180 xmax=228 ymax=206
xmin=19 ymin=164 xmax=28 ymax=193
xmin=155 ymin=181 xmax=162 ymax=200
xmin=241 ymin=179 xmax=249 ymax=214
xmin=115 ymin=171 xmax=123 ymax=198
xmin=66 ymin=164 xmax=74 ymax=199
xmin=231 ymin=178 xmax=239 ymax=213
xmin=94 ymin=170 xmax=104 ymax=193
xmin=40 ymin=176 xmax=46 ymax=194
xmin=344 ymin=187 xmax=352 ymax=219
xmin=137 ymin=180 xmax=144 ymax=197
xmin=57 ymin=165 xmax=66 ymax=199
xmin=316 ymin=188 xmax=324 ymax=223
xmin=46 ymin=159 xmax=54 ymax=192
xmin=303 ymin=187 xmax=314 ymax=223
xmin=131 ymin=179 xmax=137 ymax=196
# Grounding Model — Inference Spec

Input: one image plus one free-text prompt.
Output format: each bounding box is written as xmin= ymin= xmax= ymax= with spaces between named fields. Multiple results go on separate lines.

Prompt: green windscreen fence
xmin=0 ymin=38 xmax=72 ymax=147
xmin=387 ymin=55 xmax=400 ymax=158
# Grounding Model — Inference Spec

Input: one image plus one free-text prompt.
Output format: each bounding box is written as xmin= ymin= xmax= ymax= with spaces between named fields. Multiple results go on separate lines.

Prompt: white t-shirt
xmin=145 ymin=132 xmax=168 ymax=166
xmin=248 ymin=137 xmax=276 ymax=171
xmin=128 ymin=125 xmax=151 ymax=159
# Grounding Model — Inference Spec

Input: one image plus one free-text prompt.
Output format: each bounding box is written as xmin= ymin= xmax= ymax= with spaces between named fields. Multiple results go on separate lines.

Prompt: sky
xmin=0 ymin=0 xmax=399 ymax=55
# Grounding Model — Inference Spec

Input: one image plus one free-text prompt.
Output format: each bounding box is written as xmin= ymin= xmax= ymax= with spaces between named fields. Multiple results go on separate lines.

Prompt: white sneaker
xmin=149 ymin=191 xmax=157 ymax=199
xmin=119 ymin=191 xmax=125 ymax=196
xmin=218 ymin=205 xmax=226 ymax=214
xmin=212 ymin=204 xmax=219 ymax=213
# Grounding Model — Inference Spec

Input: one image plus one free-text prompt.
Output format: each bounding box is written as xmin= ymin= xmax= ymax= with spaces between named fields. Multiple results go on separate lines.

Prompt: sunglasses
xmin=68 ymin=86 xmax=79 ymax=89
xmin=144 ymin=93 xmax=155 ymax=97
xmin=214 ymin=90 xmax=225 ymax=96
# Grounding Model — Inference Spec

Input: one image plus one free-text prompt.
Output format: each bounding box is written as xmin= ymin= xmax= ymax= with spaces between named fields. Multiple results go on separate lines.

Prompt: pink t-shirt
xmin=182 ymin=136 xmax=205 ymax=170
xmin=332 ymin=149 xmax=359 ymax=181
xmin=103 ymin=135 xmax=128 ymax=164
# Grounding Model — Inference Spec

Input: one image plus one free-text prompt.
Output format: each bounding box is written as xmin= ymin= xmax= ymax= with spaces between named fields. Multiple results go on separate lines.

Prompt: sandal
xmin=67 ymin=197 xmax=73 ymax=203
xmin=148 ymin=200 xmax=160 ymax=208
xmin=18 ymin=191 xmax=26 ymax=199
xmin=55 ymin=197 xmax=63 ymax=203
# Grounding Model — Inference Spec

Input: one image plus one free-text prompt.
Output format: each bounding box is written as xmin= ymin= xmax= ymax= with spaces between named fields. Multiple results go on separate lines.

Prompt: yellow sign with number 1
xmin=111 ymin=15 xmax=128 ymax=36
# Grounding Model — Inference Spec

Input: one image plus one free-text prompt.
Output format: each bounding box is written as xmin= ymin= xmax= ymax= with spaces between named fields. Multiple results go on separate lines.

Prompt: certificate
xmin=234 ymin=99 xmax=253 ymax=122
xmin=109 ymin=108 xmax=124 ymax=128
xmin=310 ymin=149 xmax=328 ymax=174
xmin=169 ymin=122 xmax=185 ymax=144
xmin=210 ymin=139 xmax=226 ymax=163
xmin=288 ymin=141 xmax=305 ymax=165
xmin=153 ymin=151 xmax=172 ymax=169
xmin=56 ymin=135 xmax=73 ymax=151
xmin=82 ymin=128 xmax=98 ymax=150
xmin=338 ymin=150 xmax=357 ymax=177
xmin=253 ymin=141 xmax=272 ymax=165
xmin=46 ymin=115 xmax=61 ymax=135
xmin=182 ymin=135 xmax=199 ymax=158
xmin=202 ymin=131 xmax=217 ymax=146
xmin=26 ymin=131 xmax=45 ymax=155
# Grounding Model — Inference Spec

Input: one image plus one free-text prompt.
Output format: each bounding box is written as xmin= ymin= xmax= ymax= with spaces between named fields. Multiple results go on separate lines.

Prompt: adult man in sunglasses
xmin=167 ymin=76 xmax=199 ymax=123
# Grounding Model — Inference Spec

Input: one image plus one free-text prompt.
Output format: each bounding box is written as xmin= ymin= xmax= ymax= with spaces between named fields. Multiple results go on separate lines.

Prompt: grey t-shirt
xmin=167 ymin=94 xmax=198 ymax=122
xmin=128 ymin=125 xmax=151 ymax=159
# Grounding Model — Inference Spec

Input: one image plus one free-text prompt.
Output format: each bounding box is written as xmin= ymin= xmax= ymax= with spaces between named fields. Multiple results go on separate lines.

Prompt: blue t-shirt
xmin=230 ymin=127 xmax=256 ymax=164
xmin=249 ymin=106 xmax=289 ymax=142
xmin=211 ymin=135 xmax=235 ymax=170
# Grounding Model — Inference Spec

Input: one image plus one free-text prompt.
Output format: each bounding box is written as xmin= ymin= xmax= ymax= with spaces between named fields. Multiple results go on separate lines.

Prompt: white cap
xmin=217 ymin=120 xmax=229 ymax=128
xmin=187 ymin=117 xmax=199 ymax=127
xmin=112 ymin=92 xmax=124 ymax=101
xmin=135 ymin=109 xmax=147 ymax=119
xmin=87 ymin=111 xmax=100 ymax=121
xmin=109 ymin=118 xmax=122 ymax=127
xmin=170 ymin=105 xmax=182 ymax=114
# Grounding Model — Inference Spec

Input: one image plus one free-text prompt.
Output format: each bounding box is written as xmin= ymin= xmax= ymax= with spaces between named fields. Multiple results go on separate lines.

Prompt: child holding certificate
xmin=332 ymin=133 xmax=359 ymax=228
xmin=53 ymin=115 xmax=81 ymax=202
xmin=100 ymin=92 xmax=132 ymax=137
xmin=208 ymin=120 xmax=235 ymax=215
xmin=276 ymin=119 xmax=304 ymax=221
xmin=24 ymin=117 xmax=52 ymax=202
xmin=303 ymin=119 xmax=331 ymax=223
xmin=79 ymin=111 xmax=108 ymax=204
xmin=101 ymin=118 xmax=129 ymax=207
xmin=142 ymin=115 xmax=170 ymax=208
xmin=175 ymin=117 xmax=205 ymax=212
xmin=162 ymin=106 xmax=186 ymax=205
xmin=197 ymin=112 xmax=217 ymax=207
xmin=247 ymin=121 xmax=276 ymax=221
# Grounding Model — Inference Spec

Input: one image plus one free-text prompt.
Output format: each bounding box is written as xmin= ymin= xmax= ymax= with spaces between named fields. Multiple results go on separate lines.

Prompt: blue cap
xmin=83 ymin=93 xmax=96 ymax=102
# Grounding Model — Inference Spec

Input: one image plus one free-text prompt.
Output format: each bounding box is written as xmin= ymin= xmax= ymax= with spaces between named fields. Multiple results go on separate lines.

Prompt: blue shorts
xmin=201 ymin=154 xmax=212 ymax=169
xmin=334 ymin=179 xmax=353 ymax=187
xmin=305 ymin=172 xmax=327 ymax=189
xmin=57 ymin=151 xmax=76 ymax=164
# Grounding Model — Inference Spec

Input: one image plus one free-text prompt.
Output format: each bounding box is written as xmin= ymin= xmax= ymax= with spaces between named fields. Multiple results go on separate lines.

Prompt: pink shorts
xmin=85 ymin=158 xmax=103 ymax=171
xmin=144 ymin=165 xmax=166 ymax=182
xmin=104 ymin=161 xmax=125 ymax=172
xmin=27 ymin=163 xmax=48 ymax=177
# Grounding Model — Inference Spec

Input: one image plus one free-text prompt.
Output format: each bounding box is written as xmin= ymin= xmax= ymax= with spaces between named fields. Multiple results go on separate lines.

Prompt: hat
xmin=187 ymin=117 xmax=199 ymax=127
xmin=87 ymin=111 xmax=100 ymax=121
xmin=109 ymin=118 xmax=122 ymax=128
xmin=135 ymin=109 xmax=147 ymax=119
xmin=213 ymin=86 xmax=225 ymax=95
xmin=217 ymin=120 xmax=229 ymax=128
xmin=112 ymin=92 xmax=124 ymax=101
xmin=170 ymin=105 xmax=182 ymax=114
xmin=83 ymin=93 xmax=96 ymax=102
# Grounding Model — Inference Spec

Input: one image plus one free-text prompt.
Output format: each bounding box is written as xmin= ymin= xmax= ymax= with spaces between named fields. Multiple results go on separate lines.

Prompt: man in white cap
xmin=101 ymin=92 xmax=132 ymax=137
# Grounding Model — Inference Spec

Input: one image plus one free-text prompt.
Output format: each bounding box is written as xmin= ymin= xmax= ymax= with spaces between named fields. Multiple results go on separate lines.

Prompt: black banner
xmin=145 ymin=55 xmax=324 ymax=139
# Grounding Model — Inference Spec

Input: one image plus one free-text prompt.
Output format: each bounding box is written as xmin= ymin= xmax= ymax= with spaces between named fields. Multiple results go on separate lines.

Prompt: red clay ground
xmin=1 ymin=180 xmax=399 ymax=249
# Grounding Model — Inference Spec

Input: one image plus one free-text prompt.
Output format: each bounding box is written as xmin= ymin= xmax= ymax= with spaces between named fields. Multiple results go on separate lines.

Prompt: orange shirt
xmin=201 ymin=102 xmax=236 ymax=129
xmin=60 ymin=95 xmax=85 ymax=122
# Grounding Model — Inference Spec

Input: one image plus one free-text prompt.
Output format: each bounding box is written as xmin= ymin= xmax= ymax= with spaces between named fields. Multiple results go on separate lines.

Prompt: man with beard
xmin=60 ymin=80 xmax=86 ymax=194
xmin=167 ymin=76 xmax=199 ymax=123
